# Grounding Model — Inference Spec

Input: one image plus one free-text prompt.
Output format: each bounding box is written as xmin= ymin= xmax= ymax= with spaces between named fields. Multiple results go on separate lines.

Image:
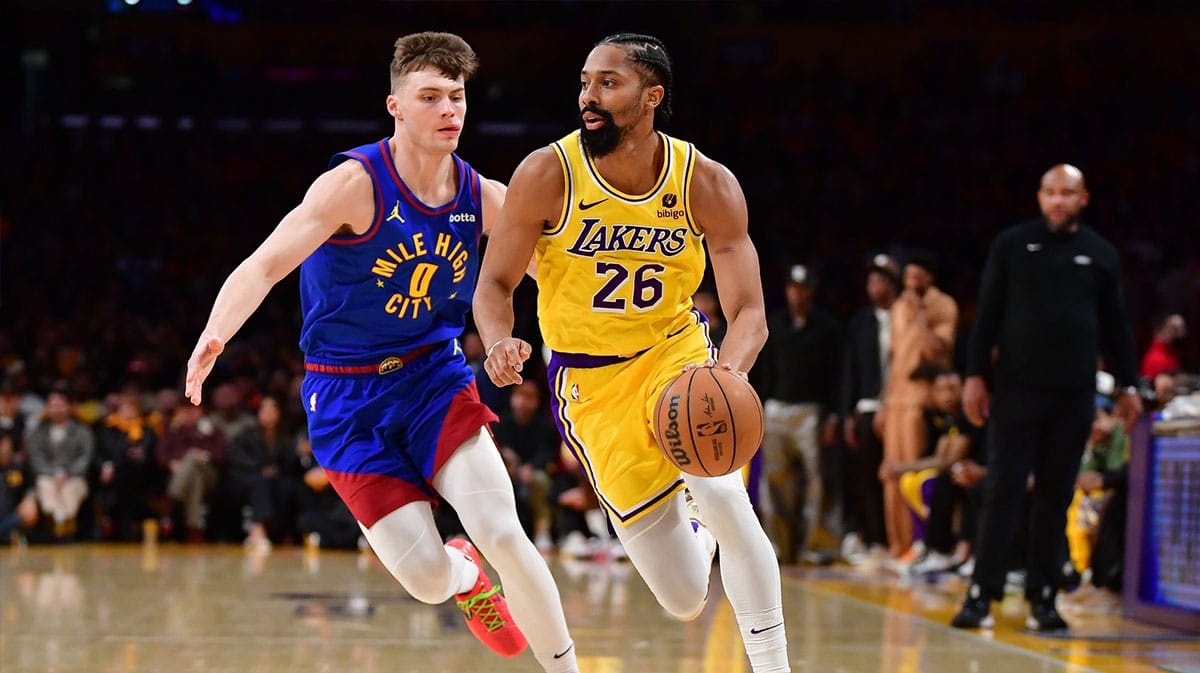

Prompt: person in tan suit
xmin=879 ymin=253 xmax=957 ymax=558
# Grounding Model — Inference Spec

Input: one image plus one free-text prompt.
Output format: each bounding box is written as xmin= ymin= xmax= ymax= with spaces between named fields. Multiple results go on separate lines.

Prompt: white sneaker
xmin=560 ymin=531 xmax=591 ymax=559
xmin=956 ymin=556 xmax=975 ymax=577
xmin=909 ymin=551 xmax=956 ymax=576
xmin=885 ymin=541 xmax=926 ymax=574
xmin=1005 ymin=569 xmax=1027 ymax=594
xmin=841 ymin=532 xmax=866 ymax=561
xmin=244 ymin=535 xmax=272 ymax=554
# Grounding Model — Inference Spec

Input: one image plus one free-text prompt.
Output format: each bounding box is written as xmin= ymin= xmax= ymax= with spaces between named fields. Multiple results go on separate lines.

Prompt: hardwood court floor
xmin=1 ymin=544 xmax=1196 ymax=672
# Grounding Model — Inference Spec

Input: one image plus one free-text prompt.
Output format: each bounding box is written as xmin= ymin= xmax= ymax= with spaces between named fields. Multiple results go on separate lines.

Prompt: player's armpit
xmin=477 ymin=148 xmax=562 ymax=294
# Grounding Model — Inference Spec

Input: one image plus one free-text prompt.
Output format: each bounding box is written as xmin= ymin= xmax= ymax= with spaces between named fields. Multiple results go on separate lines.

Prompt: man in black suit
xmin=840 ymin=254 xmax=900 ymax=561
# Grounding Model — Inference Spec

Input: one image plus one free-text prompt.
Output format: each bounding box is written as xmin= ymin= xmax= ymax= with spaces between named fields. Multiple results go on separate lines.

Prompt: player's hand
xmin=963 ymin=375 xmax=990 ymax=427
xmin=682 ymin=360 xmax=749 ymax=382
xmin=484 ymin=337 xmax=532 ymax=387
xmin=185 ymin=334 xmax=225 ymax=406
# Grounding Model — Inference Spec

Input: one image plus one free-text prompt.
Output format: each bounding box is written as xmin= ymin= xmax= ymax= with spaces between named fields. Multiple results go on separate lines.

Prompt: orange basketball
xmin=653 ymin=366 xmax=764 ymax=477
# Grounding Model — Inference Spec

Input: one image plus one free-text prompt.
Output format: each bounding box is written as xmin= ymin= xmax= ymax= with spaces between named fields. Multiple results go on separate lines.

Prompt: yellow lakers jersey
xmin=537 ymin=130 xmax=706 ymax=356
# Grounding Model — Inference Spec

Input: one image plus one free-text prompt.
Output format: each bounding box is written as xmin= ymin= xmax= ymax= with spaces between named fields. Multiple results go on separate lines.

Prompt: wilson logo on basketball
xmin=654 ymin=367 xmax=764 ymax=478
xmin=663 ymin=394 xmax=692 ymax=465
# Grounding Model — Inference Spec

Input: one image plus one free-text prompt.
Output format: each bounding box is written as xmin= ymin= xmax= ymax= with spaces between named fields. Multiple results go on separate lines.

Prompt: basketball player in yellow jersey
xmin=474 ymin=34 xmax=790 ymax=673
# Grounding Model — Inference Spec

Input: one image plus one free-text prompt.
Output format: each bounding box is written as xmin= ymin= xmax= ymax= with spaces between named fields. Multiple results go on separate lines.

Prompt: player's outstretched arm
xmin=691 ymin=152 xmax=768 ymax=377
xmin=185 ymin=163 xmax=373 ymax=405
xmin=473 ymin=148 xmax=563 ymax=387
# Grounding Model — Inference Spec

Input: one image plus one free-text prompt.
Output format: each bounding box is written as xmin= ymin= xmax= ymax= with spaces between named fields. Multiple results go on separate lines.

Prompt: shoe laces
xmin=456 ymin=585 xmax=507 ymax=633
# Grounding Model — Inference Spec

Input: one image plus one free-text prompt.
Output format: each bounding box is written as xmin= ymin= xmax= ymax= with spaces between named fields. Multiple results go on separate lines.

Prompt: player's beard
xmin=579 ymin=105 xmax=622 ymax=158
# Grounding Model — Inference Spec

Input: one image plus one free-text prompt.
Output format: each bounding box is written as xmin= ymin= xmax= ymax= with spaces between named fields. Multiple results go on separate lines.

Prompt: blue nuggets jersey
xmin=299 ymin=138 xmax=484 ymax=362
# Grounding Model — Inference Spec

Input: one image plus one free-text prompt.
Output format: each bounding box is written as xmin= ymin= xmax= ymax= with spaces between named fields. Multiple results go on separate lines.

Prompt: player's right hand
xmin=185 ymin=334 xmax=225 ymax=406
xmin=484 ymin=336 xmax=532 ymax=387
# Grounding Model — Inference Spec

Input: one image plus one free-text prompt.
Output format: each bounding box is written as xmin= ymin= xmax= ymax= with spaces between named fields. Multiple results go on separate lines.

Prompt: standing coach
xmin=951 ymin=164 xmax=1142 ymax=631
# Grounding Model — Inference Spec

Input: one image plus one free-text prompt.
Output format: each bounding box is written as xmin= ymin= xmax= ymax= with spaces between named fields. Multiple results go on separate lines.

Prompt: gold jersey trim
xmin=545 ymin=142 xmax=573 ymax=238
xmin=548 ymin=130 xmax=701 ymax=237
xmin=582 ymin=132 xmax=672 ymax=203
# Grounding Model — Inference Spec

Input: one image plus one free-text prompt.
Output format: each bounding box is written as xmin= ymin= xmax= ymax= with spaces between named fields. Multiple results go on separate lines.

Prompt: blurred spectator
xmin=1140 ymin=313 xmax=1186 ymax=379
xmin=493 ymin=379 xmax=560 ymax=551
xmin=948 ymin=444 xmax=990 ymax=580
xmin=953 ymin=164 xmax=1141 ymax=632
xmin=1150 ymin=371 xmax=1183 ymax=409
xmin=1085 ymin=464 xmax=1130 ymax=594
xmin=146 ymin=387 xmax=182 ymax=440
xmin=754 ymin=264 xmax=843 ymax=563
xmin=291 ymin=432 xmax=361 ymax=550
xmin=0 ymin=383 xmax=27 ymax=447
xmin=1064 ymin=393 xmax=1129 ymax=582
xmin=94 ymin=392 xmax=159 ymax=540
xmin=878 ymin=366 xmax=980 ymax=575
xmin=226 ymin=396 xmax=294 ymax=550
xmin=26 ymin=390 xmax=94 ymax=539
xmin=0 ymin=434 xmax=38 ymax=543
xmin=880 ymin=252 xmax=958 ymax=558
xmin=840 ymin=253 xmax=900 ymax=563
xmin=158 ymin=403 xmax=225 ymax=542
xmin=551 ymin=442 xmax=610 ymax=560
xmin=208 ymin=383 xmax=257 ymax=443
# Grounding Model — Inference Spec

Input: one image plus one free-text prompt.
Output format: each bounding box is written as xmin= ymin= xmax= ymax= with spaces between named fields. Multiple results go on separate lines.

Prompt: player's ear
xmin=386 ymin=94 xmax=402 ymax=121
xmin=645 ymin=84 xmax=664 ymax=110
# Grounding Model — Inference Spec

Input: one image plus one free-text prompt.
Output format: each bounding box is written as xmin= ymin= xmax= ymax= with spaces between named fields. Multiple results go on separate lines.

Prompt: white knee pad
xmin=361 ymin=503 xmax=458 ymax=605
xmin=614 ymin=496 xmax=711 ymax=621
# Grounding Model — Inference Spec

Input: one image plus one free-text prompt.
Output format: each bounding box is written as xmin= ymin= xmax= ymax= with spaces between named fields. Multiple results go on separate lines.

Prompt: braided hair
xmin=596 ymin=33 xmax=673 ymax=121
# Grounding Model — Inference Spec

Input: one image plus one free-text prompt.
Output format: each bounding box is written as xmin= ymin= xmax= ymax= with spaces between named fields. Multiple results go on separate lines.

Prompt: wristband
xmin=486 ymin=340 xmax=504 ymax=359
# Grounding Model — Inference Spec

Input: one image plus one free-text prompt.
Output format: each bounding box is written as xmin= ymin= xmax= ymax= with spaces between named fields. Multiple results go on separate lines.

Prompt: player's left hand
xmin=484 ymin=336 xmax=532 ymax=387
xmin=682 ymin=359 xmax=749 ymax=381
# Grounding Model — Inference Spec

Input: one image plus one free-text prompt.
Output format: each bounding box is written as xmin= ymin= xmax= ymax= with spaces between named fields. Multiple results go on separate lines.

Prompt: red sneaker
xmin=446 ymin=538 xmax=527 ymax=658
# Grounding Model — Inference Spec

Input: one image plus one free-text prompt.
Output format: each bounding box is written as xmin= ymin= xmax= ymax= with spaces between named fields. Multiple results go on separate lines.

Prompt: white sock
xmin=738 ymin=606 xmax=789 ymax=672
xmin=532 ymin=640 xmax=578 ymax=673
xmin=444 ymin=544 xmax=479 ymax=596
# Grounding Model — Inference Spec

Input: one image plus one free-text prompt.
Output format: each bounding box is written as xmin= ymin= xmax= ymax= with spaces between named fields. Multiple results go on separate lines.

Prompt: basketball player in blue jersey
xmin=183 ymin=32 xmax=578 ymax=672
xmin=474 ymin=34 xmax=790 ymax=672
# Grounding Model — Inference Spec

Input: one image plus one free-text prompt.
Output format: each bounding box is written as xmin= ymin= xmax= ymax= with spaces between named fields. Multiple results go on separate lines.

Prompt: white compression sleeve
xmin=434 ymin=428 xmax=577 ymax=673
xmin=685 ymin=472 xmax=790 ymax=673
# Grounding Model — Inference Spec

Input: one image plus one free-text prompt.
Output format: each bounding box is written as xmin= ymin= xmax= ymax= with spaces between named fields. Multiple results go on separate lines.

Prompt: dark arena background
xmin=2 ymin=2 xmax=1198 ymax=673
